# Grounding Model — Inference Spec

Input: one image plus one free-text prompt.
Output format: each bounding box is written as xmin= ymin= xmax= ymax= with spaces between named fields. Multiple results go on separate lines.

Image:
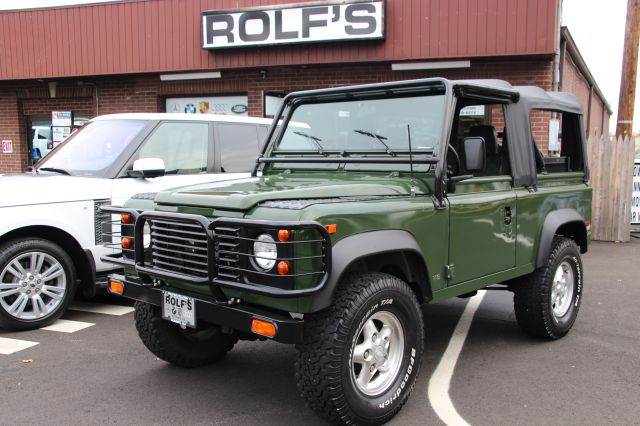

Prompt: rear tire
xmin=295 ymin=272 xmax=424 ymax=425
xmin=134 ymin=301 xmax=237 ymax=368
xmin=513 ymin=236 xmax=583 ymax=340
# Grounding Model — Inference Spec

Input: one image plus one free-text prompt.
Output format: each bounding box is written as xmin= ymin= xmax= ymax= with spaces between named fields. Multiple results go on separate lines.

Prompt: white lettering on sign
xmin=632 ymin=161 xmax=640 ymax=224
xmin=202 ymin=0 xmax=385 ymax=49
xmin=1 ymin=139 xmax=12 ymax=154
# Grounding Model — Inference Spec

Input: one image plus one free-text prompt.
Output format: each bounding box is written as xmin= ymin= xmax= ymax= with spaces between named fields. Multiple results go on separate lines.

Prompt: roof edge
xmin=561 ymin=26 xmax=613 ymax=114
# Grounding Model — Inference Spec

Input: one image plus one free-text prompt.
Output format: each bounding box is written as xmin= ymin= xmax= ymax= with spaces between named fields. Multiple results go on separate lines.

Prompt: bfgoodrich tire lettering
xmin=295 ymin=273 xmax=424 ymax=425
xmin=513 ymin=236 xmax=583 ymax=340
xmin=134 ymin=301 xmax=237 ymax=368
xmin=0 ymin=238 xmax=76 ymax=331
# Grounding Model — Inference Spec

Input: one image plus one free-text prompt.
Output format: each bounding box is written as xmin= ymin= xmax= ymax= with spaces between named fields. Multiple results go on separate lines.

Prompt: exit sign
xmin=1 ymin=139 xmax=12 ymax=154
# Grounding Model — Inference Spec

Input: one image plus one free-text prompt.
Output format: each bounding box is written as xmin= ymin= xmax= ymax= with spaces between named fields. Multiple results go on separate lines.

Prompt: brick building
xmin=0 ymin=0 xmax=610 ymax=173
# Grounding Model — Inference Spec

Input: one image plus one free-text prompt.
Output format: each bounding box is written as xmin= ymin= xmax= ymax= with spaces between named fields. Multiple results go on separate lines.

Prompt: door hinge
xmin=445 ymin=264 xmax=455 ymax=280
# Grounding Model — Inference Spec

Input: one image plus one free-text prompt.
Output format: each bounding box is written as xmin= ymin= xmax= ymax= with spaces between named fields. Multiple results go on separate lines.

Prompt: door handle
xmin=503 ymin=206 xmax=513 ymax=225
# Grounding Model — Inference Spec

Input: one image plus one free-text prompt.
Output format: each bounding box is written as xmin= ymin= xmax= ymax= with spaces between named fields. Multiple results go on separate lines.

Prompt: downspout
xmin=552 ymin=0 xmax=564 ymax=92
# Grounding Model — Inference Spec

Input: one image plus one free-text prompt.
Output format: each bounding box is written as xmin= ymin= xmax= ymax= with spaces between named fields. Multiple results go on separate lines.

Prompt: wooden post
xmin=616 ymin=0 xmax=640 ymax=137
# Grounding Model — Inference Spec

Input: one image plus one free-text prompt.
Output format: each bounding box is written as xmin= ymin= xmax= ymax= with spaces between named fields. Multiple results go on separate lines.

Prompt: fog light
xmin=121 ymin=213 xmax=134 ymax=224
xmin=121 ymin=237 xmax=133 ymax=250
xmin=108 ymin=279 xmax=124 ymax=295
xmin=277 ymin=260 xmax=291 ymax=276
xmin=251 ymin=318 xmax=277 ymax=338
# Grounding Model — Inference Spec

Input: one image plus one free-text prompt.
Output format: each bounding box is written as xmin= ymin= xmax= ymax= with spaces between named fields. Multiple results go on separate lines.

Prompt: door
xmin=447 ymin=179 xmax=517 ymax=284
xmin=214 ymin=122 xmax=264 ymax=180
xmin=111 ymin=121 xmax=218 ymax=205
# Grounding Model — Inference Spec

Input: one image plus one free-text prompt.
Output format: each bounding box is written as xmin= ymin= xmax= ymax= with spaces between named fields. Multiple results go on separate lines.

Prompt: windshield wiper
xmin=38 ymin=167 xmax=71 ymax=175
xmin=354 ymin=130 xmax=395 ymax=156
xmin=293 ymin=131 xmax=326 ymax=154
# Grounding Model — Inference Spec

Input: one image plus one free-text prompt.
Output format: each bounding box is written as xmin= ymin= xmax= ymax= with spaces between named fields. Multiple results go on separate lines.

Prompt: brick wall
xmin=0 ymin=59 xmax=554 ymax=173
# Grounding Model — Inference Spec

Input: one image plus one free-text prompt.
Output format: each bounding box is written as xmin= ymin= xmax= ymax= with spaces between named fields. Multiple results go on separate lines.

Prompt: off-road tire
xmin=134 ymin=301 xmax=237 ymax=368
xmin=513 ymin=236 xmax=583 ymax=340
xmin=295 ymin=273 xmax=424 ymax=425
xmin=0 ymin=238 xmax=76 ymax=331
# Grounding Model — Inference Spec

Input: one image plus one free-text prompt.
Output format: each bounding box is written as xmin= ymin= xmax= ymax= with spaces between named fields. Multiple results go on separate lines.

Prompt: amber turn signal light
xmin=121 ymin=213 xmax=134 ymax=224
xmin=277 ymin=229 xmax=291 ymax=242
xmin=277 ymin=260 xmax=291 ymax=276
xmin=121 ymin=237 xmax=133 ymax=249
xmin=325 ymin=224 xmax=337 ymax=234
xmin=108 ymin=279 xmax=124 ymax=296
xmin=251 ymin=318 xmax=277 ymax=338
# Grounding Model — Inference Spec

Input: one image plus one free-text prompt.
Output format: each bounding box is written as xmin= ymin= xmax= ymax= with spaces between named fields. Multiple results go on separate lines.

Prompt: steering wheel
xmin=446 ymin=145 xmax=461 ymax=176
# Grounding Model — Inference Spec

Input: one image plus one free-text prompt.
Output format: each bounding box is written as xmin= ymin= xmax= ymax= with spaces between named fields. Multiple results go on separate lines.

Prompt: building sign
xmin=202 ymin=0 xmax=385 ymax=49
xmin=459 ymin=105 xmax=486 ymax=117
xmin=166 ymin=96 xmax=249 ymax=116
xmin=51 ymin=111 xmax=73 ymax=127
xmin=1 ymin=139 xmax=13 ymax=154
xmin=632 ymin=159 xmax=640 ymax=224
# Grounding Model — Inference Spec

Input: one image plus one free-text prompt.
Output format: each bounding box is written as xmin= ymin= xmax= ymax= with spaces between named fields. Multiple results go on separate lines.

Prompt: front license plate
xmin=162 ymin=291 xmax=196 ymax=328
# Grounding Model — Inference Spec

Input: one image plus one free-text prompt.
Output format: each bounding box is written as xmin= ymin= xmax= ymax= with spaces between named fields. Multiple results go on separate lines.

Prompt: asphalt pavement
xmin=1 ymin=239 xmax=638 ymax=425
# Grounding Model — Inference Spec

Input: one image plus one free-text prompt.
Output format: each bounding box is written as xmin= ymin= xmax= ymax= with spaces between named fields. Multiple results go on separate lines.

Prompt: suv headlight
xmin=143 ymin=222 xmax=151 ymax=248
xmin=252 ymin=234 xmax=277 ymax=270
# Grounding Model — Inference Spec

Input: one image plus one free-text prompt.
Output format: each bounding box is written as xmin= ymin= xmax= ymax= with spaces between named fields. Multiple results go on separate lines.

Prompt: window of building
xmin=264 ymin=92 xmax=285 ymax=118
xmin=530 ymin=110 xmax=584 ymax=174
xmin=217 ymin=123 xmax=262 ymax=172
xmin=138 ymin=122 xmax=209 ymax=174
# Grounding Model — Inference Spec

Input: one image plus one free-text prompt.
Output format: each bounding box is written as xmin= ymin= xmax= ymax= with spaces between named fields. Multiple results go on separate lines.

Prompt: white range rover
xmin=0 ymin=113 xmax=273 ymax=330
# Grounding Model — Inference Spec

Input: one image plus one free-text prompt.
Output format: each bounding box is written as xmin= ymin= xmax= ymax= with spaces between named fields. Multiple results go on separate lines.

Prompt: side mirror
xmin=463 ymin=137 xmax=486 ymax=172
xmin=128 ymin=158 xmax=165 ymax=178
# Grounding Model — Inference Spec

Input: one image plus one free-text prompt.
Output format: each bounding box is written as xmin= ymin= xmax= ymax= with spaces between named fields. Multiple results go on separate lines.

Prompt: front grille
xmin=213 ymin=225 xmax=241 ymax=282
xmin=150 ymin=219 xmax=209 ymax=278
xmin=94 ymin=199 xmax=111 ymax=244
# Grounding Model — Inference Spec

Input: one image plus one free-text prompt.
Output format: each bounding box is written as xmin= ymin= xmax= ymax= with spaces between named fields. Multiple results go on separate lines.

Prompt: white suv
xmin=0 ymin=113 xmax=273 ymax=330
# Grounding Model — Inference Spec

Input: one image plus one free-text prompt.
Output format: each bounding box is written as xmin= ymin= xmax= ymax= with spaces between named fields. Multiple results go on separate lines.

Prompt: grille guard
xmin=100 ymin=208 xmax=332 ymax=299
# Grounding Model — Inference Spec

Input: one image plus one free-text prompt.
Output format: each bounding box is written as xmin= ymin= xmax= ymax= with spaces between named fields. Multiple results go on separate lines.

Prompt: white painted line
xmin=69 ymin=302 xmax=134 ymax=316
xmin=0 ymin=337 xmax=39 ymax=355
xmin=428 ymin=290 xmax=487 ymax=426
xmin=41 ymin=319 xmax=94 ymax=333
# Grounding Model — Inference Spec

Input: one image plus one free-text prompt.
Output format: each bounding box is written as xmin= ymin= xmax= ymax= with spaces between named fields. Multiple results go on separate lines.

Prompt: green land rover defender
xmin=102 ymin=78 xmax=591 ymax=425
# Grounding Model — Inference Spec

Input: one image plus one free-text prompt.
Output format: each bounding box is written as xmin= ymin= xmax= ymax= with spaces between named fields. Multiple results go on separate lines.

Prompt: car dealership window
xmin=218 ymin=123 xmax=261 ymax=172
xmin=137 ymin=122 xmax=209 ymax=174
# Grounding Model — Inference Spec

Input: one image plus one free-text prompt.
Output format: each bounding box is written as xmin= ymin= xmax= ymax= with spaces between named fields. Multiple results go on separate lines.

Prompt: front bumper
xmin=110 ymin=274 xmax=305 ymax=344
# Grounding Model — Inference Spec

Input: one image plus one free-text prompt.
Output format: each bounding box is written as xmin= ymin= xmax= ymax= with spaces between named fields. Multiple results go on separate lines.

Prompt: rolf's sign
xmin=202 ymin=0 xmax=385 ymax=49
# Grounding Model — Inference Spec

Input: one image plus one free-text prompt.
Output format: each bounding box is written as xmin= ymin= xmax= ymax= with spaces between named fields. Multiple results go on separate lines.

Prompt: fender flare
xmin=310 ymin=230 xmax=430 ymax=312
xmin=535 ymin=208 xmax=586 ymax=268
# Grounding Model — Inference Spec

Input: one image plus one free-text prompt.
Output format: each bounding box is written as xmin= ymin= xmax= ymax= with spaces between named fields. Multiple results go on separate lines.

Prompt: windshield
xmin=37 ymin=120 xmax=148 ymax=177
xmin=272 ymin=94 xmax=446 ymax=171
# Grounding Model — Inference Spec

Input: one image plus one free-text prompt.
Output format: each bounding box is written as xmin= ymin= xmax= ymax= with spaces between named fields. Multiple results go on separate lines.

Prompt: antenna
xmin=407 ymin=124 xmax=416 ymax=196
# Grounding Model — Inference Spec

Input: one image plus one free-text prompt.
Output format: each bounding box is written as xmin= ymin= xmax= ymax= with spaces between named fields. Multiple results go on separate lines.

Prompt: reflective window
xmin=138 ymin=122 xmax=209 ymax=174
xmin=218 ymin=123 xmax=261 ymax=172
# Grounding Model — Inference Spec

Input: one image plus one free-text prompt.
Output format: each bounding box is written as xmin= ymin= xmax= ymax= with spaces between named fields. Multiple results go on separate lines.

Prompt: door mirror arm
xmin=446 ymin=174 xmax=474 ymax=193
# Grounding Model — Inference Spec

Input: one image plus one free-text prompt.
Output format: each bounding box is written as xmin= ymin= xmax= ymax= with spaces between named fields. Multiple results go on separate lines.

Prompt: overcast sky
xmin=0 ymin=0 xmax=635 ymax=132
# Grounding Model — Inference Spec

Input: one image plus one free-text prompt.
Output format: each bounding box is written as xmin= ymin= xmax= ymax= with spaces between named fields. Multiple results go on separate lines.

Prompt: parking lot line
xmin=0 ymin=336 xmax=39 ymax=355
xmin=41 ymin=319 xmax=95 ymax=333
xmin=428 ymin=290 xmax=487 ymax=426
xmin=69 ymin=302 xmax=134 ymax=316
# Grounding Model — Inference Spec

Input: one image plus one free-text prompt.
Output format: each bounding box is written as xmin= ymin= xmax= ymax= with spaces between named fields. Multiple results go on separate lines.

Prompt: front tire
xmin=134 ymin=301 xmax=237 ymax=368
xmin=295 ymin=273 xmax=424 ymax=425
xmin=0 ymin=238 xmax=76 ymax=331
xmin=513 ymin=236 xmax=583 ymax=339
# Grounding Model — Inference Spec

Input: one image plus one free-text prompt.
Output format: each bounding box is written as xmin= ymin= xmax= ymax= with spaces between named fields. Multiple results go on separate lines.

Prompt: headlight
xmin=252 ymin=233 xmax=277 ymax=270
xmin=143 ymin=221 xmax=151 ymax=248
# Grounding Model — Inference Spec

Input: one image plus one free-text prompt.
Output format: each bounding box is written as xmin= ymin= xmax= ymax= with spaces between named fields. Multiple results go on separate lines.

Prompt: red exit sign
xmin=1 ymin=139 xmax=13 ymax=154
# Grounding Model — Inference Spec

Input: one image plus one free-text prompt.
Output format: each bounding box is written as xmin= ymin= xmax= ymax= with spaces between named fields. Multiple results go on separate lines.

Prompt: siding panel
xmin=0 ymin=0 xmax=558 ymax=80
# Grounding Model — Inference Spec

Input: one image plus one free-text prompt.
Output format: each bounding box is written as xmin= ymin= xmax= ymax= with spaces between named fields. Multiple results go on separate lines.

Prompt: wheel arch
xmin=536 ymin=209 xmax=588 ymax=268
xmin=310 ymin=230 xmax=431 ymax=312
xmin=0 ymin=225 xmax=94 ymax=295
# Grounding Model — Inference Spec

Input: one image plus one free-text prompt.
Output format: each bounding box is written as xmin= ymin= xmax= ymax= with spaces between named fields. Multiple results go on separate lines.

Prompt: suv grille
xmin=150 ymin=219 xmax=209 ymax=278
xmin=213 ymin=225 xmax=241 ymax=282
xmin=94 ymin=199 xmax=111 ymax=244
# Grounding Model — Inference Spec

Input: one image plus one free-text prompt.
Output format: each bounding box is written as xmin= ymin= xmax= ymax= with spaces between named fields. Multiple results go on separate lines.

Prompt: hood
xmin=154 ymin=172 xmax=430 ymax=211
xmin=0 ymin=173 xmax=111 ymax=208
